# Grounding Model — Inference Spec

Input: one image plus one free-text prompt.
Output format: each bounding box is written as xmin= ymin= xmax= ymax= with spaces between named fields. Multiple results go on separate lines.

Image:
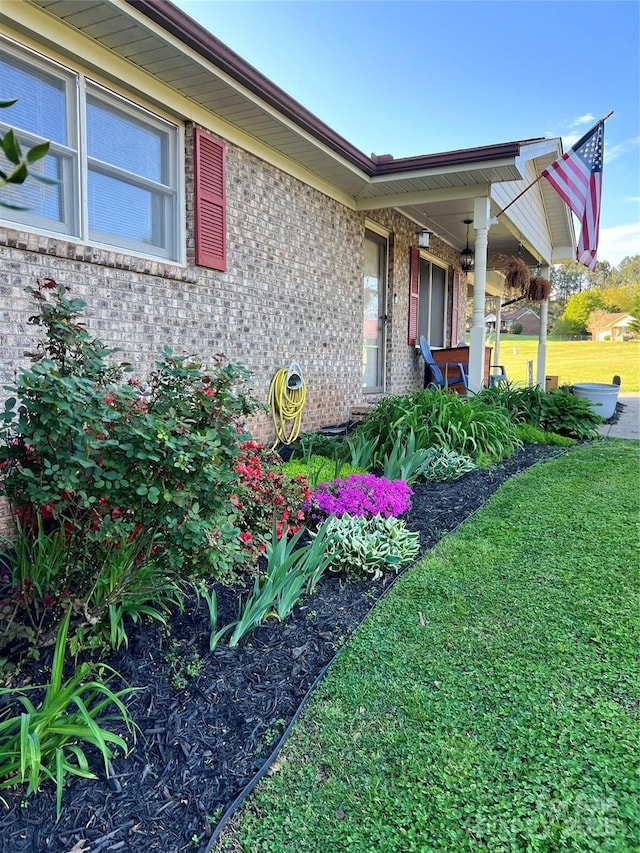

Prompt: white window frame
xmin=0 ymin=37 xmax=181 ymax=262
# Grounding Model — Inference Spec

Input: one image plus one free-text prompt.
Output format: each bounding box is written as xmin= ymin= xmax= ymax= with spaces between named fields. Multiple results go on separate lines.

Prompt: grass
xmin=214 ymin=439 xmax=640 ymax=852
xmin=489 ymin=337 xmax=640 ymax=391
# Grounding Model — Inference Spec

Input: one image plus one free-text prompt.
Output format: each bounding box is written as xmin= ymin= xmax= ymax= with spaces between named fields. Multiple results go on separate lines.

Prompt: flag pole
xmin=494 ymin=111 xmax=614 ymax=220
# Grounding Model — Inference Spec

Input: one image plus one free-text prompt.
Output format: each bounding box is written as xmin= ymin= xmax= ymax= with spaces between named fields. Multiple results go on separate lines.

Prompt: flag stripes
xmin=541 ymin=120 xmax=604 ymax=272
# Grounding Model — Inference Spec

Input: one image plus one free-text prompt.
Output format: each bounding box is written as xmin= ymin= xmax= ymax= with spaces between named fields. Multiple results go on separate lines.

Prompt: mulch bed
xmin=0 ymin=443 xmax=564 ymax=853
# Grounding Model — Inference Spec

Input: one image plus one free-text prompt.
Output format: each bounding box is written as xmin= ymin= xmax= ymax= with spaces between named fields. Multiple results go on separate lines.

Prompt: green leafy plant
xmin=228 ymin=519 xmax=335 ymax=647
xmin=417 ymin=447 xmax=477 ymax=482
xmin=163 ymin=644 xmax=204 ymax=690
xmin=316 ymin=515 xmax=420 ymax=579
xmin=0 ymin=518 xmax=70 ymax=665
xmin=288 ymin=431 xmax=345 ymax=461
xmin=380 ymin=428 xmax=432 ymax=484
xmin=193 ymin=583 xmax=235 ymax=652
xmin=355 ymin=388 xmax=521 ymax=465
xmin=0 ymin=279 xmax=258 ymax=656
xmin=0 ymin=99 xmax=55 ymax=209
xmin=75 ymin=537 xmax=186 ymax=652
xmin=343 ymin=430 xmax=379 ymax=469
xmin=515 ymin=422 xmax=575 ymax=446
xmin=281 ymin=454 xmax=366 ymax=487
xmin=0 ymin=611 xmax=135 ymax=817
xmin=475 ymin=383 xmax=602 ymax=439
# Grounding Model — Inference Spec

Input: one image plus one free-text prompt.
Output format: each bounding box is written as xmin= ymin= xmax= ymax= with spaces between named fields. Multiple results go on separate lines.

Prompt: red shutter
xmin=407 ymin=246 xmax=420 ymax=346
xmin=194 ymin=128 xmax=226 ymax=271
xmin=450 ymin=270 xmax=460 ymax=346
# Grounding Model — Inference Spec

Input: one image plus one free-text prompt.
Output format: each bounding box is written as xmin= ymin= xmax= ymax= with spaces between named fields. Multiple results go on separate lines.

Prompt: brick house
xmin=500 ymin=308 xmax=541 ymax=335
xmin=588 ymin=312 xmax=637 ymax=341
xmin=0 ymin=0 xmax=576 ymax=460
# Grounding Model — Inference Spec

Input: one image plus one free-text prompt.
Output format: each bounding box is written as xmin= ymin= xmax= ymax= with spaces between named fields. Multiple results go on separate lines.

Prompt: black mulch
xmin=0 ymin=443 xmax=564 ymax=853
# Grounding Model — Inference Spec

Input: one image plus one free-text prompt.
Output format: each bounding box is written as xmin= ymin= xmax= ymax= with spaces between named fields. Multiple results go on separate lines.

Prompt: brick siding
xmin=0 ymin=127 xmax=458 ymax=533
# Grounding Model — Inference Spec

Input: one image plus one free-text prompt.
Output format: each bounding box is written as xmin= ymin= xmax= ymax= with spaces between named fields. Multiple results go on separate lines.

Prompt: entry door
xmin=362 ymin=230 xmax=387 ymax=391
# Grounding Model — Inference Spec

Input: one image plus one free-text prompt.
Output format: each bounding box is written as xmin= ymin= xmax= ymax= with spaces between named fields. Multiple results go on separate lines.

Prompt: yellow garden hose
xmin=268 ymin=361 xmax=307 ymax=446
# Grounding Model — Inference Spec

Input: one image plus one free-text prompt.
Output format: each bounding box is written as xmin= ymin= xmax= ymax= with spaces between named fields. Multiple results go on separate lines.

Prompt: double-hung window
xmin=0 ymin=39 xmax=179 ymax=261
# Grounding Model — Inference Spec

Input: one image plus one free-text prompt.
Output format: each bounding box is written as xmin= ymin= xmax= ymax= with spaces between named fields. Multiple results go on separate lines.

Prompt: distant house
xmin=588 ymin=312 xmax=637 ymax=341
xmin=485 ymin=307 xmax=540 ymax=335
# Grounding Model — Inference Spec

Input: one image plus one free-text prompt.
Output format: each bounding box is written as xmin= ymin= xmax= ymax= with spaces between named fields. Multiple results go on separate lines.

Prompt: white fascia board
xmin=551 ymin=245 xmax=579 ymax=262
xmin=367 ymin=158 xmax=519 ymax=185
xmin=515 ymin=138 xmax=563 ymax=174
xmin=355 ymin=184 xmax=491 ymax=211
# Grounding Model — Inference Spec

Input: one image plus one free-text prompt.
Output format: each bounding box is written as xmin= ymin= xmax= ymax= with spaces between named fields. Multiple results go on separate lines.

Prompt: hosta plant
xmin=316 ymin=515 xmax=420 ymax=579
xmin=475 ymin=383 xmax=601 ymax=439
xmin=417 ymin=447 xmax=477 ymax=482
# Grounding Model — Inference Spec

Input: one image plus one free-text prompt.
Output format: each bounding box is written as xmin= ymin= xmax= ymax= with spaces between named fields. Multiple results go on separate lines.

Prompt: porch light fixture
xmin=460 ymin=219 xmax=474 ymax=273
xmin=416 ymin=228 xmax=431 ymax=250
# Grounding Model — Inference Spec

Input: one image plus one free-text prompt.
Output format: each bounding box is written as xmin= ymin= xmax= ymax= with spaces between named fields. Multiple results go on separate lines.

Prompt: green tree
xmin=562 ymin=288 xmax=606 ymax=334
xmin=550 ymin=261 xmax=592 ymax=308
xmin=611 ymin=255 xmax=640 ymax=287
xmin=600 ymin=282 xmax=640 ymax=314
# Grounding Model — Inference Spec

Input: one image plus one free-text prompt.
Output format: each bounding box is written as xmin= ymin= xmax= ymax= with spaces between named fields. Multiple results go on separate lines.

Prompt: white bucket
xmin=572 ymin=383 xmax=620 ymax=420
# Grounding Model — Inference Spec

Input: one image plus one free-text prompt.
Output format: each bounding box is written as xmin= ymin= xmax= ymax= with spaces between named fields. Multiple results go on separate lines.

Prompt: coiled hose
xmin=268 ymin=363 xmax=306 ymax=446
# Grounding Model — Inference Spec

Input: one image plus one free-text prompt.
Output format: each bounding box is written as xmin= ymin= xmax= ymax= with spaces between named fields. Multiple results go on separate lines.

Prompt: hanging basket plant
xmin=524 ymin=276 xmax=552 ymax=302
xmin=503 ymin=256 xmax=530 ymax=296
xmin=493 ymin=254 xmax=551 ymax=303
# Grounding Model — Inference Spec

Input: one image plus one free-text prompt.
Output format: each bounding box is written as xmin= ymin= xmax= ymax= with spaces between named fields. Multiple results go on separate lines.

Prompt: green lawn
xmin=215 ymin=440 xmax=640 ymax=853
xmin=489 ymin=337 xmax=640 ymax=391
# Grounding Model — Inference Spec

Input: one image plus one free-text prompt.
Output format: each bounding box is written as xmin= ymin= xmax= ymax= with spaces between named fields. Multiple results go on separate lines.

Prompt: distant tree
xmin=562 ymin=289 xmax=606 ymax=334
xmin=550 ymin=261 xmax=592 ymax=308
xmin=587 ymin=308 xmax=611 ymax=340
xmin=599 ymin=282 xmax=640 ymax=314
xmin=590 ymin=259 xmax=614 ymax=289
xmin=550 ymin=316 xmax=587 ymax=338
xmin=610 ymin=255 xmax=640 ymax=288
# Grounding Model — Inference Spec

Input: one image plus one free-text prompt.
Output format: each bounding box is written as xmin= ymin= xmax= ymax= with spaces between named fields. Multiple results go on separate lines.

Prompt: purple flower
xmin=309 ymin=474 xmax=412 ymax=520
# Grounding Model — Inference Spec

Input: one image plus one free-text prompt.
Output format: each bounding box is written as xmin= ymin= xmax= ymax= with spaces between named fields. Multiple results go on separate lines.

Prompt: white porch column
xmin=468 ymin=197 xmax=491 ymax=392
xmin=536 ymin=265 xmax=550 ymax=387
xmin=494 ymin=298 xmax=502 ymax=365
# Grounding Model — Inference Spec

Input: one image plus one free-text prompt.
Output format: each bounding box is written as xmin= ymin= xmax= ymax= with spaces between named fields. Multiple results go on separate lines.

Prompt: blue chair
xmin=488 ymin=364 xmax=509 ymax=387
xmin=419 ymin=336 xmax=469 ymax=391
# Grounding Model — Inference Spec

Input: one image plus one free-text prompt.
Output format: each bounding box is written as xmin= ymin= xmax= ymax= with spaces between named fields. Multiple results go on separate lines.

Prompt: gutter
xmin=126 ymin=0 xmax=536 ymax=182
xmin=126 ymin=0 xmax=377 ymax=175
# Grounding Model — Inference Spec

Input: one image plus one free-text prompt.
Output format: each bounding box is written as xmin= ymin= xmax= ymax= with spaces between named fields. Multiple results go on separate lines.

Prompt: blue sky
xmin=174 ymin=0 xmax=640 ymax=268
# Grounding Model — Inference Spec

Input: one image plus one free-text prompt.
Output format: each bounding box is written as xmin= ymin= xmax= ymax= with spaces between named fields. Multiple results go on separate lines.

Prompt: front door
xmin=362 ymin=230 xmax=387 ymax=392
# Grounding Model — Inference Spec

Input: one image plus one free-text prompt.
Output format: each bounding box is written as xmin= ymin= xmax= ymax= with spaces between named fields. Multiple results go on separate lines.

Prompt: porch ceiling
xmin=23 ymin=0 xmax=575 ymax=270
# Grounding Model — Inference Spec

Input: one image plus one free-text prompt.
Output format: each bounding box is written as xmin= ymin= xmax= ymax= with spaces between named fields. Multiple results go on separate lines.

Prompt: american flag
xmin=541 ymin=120 xmax=604 ymax=271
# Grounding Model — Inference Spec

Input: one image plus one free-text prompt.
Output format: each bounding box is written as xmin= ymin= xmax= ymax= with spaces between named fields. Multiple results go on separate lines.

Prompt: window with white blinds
xmin=0 ymin=39 xmax=179 ymax=260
